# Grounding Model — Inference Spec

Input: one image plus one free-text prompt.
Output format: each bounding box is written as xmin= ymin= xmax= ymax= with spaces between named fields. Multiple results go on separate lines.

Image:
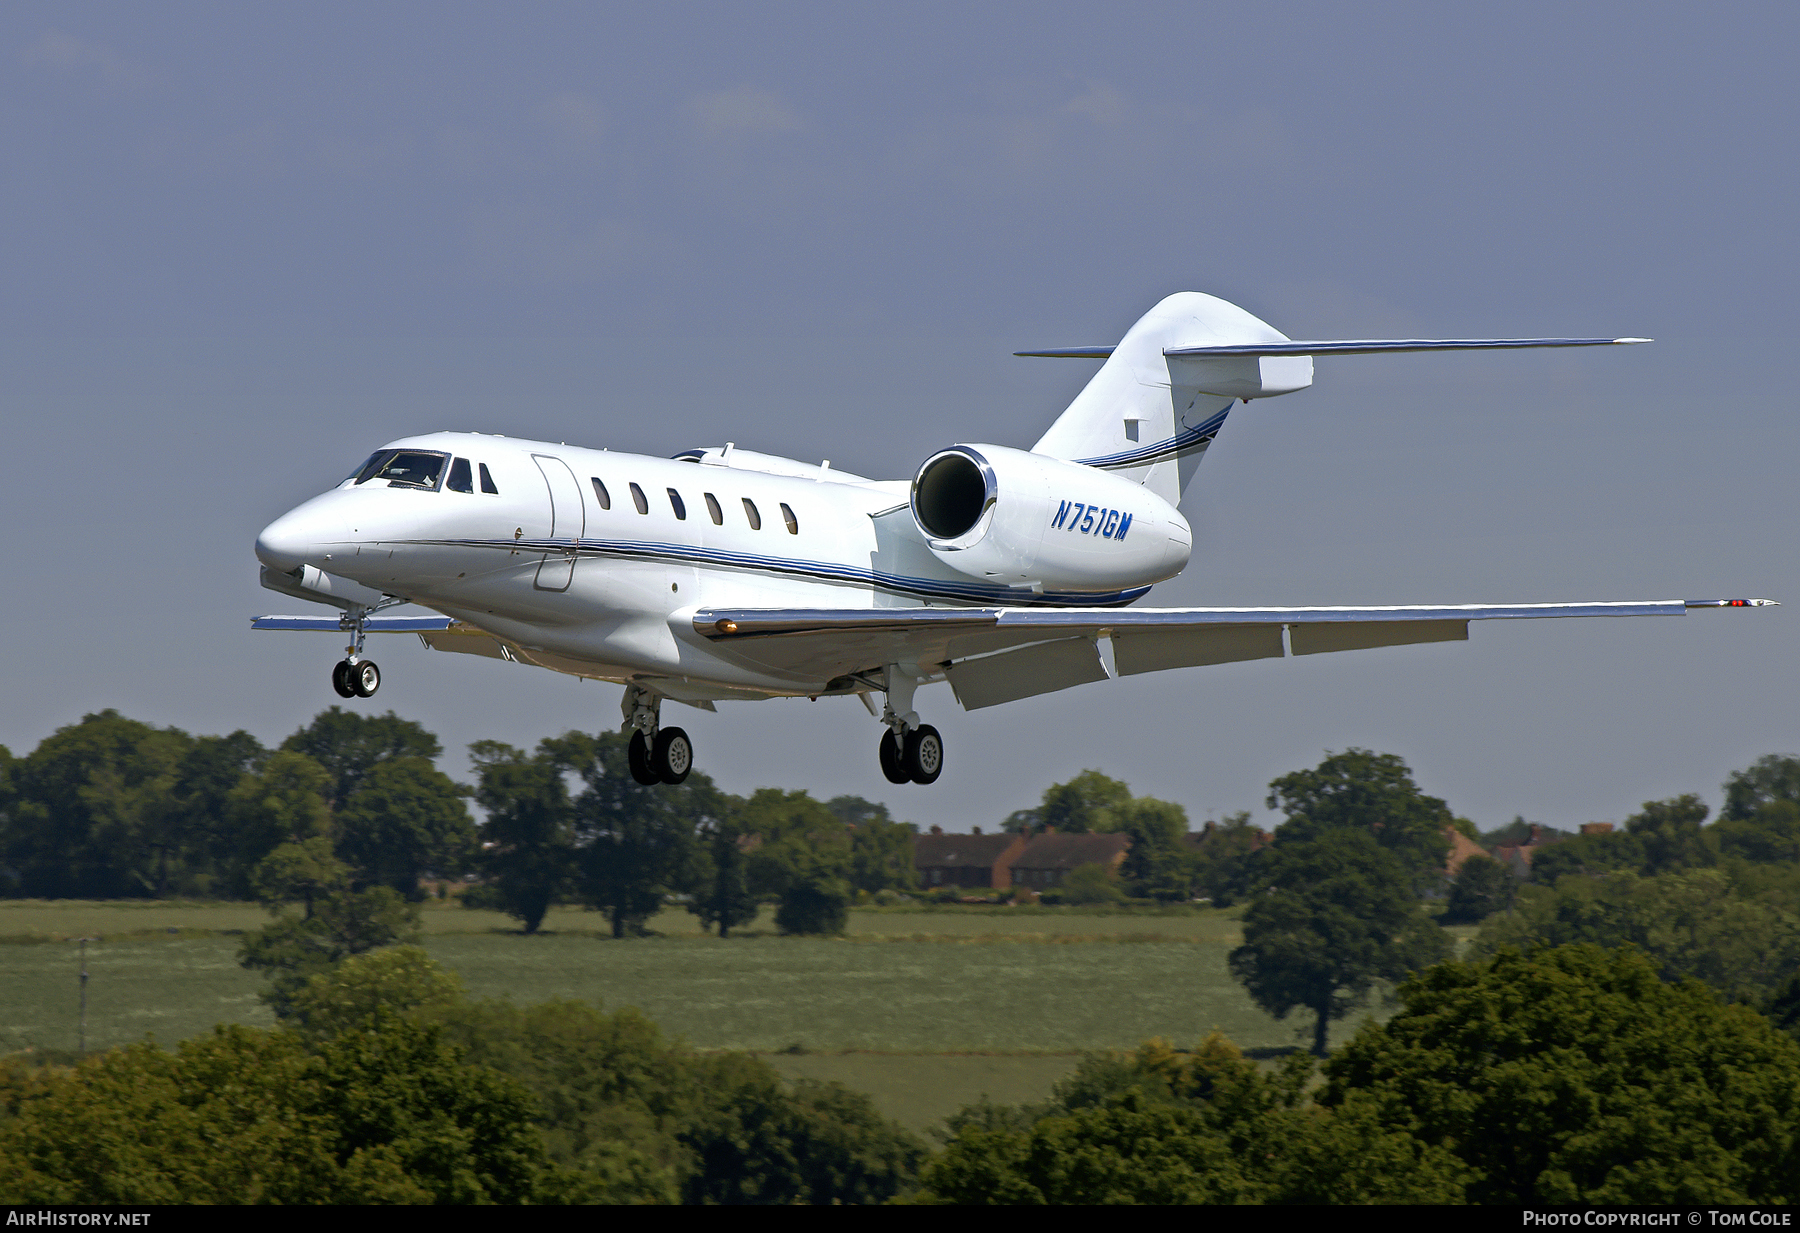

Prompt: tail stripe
xmin=1074 ymin=405 xmax=1231 ymax=470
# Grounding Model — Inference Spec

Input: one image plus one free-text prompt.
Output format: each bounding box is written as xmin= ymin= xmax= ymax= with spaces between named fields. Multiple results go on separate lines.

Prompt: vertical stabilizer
xmin=1030 ymin=292 xmax=1305 ymax=507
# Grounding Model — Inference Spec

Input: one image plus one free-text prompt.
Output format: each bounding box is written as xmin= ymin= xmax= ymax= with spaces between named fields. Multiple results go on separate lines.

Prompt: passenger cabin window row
xmin=349 ymin=449 xmax=499 ymax=495
xmin=590 ymin=475 xmax=798 ymax=534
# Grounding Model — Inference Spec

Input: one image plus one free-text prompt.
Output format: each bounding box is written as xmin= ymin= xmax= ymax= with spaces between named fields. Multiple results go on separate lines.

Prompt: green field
xmin=0 ymin=898 xmax=1361 ymax=1134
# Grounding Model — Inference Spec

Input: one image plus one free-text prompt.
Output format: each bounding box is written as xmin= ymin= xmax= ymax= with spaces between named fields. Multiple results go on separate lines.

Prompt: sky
xmin=2 ymin=2 xmax=1796 ymax=834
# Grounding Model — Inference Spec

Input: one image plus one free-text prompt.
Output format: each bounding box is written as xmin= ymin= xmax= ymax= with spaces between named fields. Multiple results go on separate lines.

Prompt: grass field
xmin=1 ymin=898 xmax=1393 ymax=1134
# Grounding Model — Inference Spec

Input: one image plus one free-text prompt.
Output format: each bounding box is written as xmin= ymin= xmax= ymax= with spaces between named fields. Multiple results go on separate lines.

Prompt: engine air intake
xmin=912 ymin=450 xmax=992 ymax=540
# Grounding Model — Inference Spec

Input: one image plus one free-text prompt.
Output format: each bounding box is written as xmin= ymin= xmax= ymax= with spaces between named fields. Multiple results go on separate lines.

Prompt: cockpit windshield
xmin=350 ymin=450 xmax=449 ymax=490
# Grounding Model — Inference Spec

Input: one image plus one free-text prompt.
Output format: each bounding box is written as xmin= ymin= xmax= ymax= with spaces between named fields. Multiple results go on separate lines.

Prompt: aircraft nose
xmin=256 ymin=508 xmax=324 ymax=573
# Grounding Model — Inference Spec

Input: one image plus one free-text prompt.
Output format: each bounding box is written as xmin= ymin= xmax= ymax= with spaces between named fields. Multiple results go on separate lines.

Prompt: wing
xmin=693 ymin=599 xmax=1774 ymax=710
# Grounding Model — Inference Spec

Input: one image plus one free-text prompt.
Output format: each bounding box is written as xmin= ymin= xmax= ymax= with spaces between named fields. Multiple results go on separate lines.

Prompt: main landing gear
xmin=329 ymin=609 xmax=380 ymax=698
xmin=875 ymin=666 xmax=942 ymax=785
xmin=622 ymin=685 xmax=692 ymax=786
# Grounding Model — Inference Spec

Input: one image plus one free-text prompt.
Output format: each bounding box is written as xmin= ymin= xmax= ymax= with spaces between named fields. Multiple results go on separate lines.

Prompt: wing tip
xmin=1684 ymin=598 xmax=1779 ymax=608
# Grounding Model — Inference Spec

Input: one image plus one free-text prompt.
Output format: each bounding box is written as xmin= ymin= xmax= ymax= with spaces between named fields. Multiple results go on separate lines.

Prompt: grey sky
xmin=2 ymin=2 xmax=1795 ymax=832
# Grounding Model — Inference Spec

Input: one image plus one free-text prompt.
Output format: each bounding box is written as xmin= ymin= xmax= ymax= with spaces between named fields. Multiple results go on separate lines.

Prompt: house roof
xmin=914 ymin=833 xmax=1025 ymax=869
xmin=1010 ymin=832 xmax=1131 ymax=871
xmin=1444 ymin=827 xmax=1489 ymax=877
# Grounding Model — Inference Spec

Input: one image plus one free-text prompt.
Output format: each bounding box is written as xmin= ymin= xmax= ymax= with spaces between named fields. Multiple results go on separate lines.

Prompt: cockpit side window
xmin=345 ymin=451 xmax=388 ymax=486
xmin=360 ymin=450 xmax=448 ymax=490
xmin=479 ymin=463 xmax=499 ymax=495
xmin=447 ymin=458 xmax=474 ymax=493
xmin=354 ymin=451 xmax=396 ymax=485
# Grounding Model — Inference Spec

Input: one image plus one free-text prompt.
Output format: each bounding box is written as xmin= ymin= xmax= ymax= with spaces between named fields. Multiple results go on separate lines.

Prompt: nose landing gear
xmin=328 ymin=608 xmax=382 ymax=698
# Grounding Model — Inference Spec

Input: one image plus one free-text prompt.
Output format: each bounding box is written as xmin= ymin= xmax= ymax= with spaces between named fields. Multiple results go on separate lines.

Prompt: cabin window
xmin=447 ymin=458 xmax=473 ymax=493
xmin=629 ymin=483 xmax=649 ymax=514
xmin=479 ymin=463 xmax=499 ymax=495
xmin=358 ymin=450 xmax=447 ymax=490
xmin=742 ymin=498 xmax=761 ymax=530
xmin=703 ymin=493 xmax=723 ymax=525
xmin=590 ymin=478 xmax=611 ymax=510
xmin=667 ymin=489 xmax=687 ymax=520
xmin=780 ymin=502 xmax=799 ymax=534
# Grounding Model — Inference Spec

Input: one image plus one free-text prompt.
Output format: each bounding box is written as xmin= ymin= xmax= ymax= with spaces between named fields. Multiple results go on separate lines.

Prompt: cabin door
xmin=532 ymin=454 xmax=585 ymax=591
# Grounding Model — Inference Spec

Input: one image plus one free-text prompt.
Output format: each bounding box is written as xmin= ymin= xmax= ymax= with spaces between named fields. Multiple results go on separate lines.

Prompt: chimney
xmin=972 ymin=826 xmax=982 ymax=835
xmin=930 ymin=825 xmax=943 ymax=836
xmin=1529 ymin=823 xmax=1542 ymax=843
xmin=1203 ymin=820 xmax=1215 ymax=837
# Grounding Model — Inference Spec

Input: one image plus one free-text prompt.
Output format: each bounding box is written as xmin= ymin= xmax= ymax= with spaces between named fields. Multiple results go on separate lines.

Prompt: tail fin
xmin=1028 ymin=292 xmax=1308 ymax=507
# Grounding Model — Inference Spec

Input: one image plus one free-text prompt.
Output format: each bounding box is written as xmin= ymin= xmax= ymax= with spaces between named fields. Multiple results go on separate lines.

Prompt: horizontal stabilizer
xmin=1018 ymin=338 xmax=1651 ymax=360
xmin=1166 ymin=338 xmax=1652 ymax=357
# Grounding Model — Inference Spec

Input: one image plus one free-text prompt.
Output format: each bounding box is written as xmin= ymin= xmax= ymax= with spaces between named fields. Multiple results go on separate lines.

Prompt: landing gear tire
xmin=878 ymin=730 xmax=909 ymax=784
xmin=903 ymin=725 xmax=943 ymax=785
xmin=653 ymin=727 xmax=693 ymax=785
xmin=627 ymin=732 xmax=661 ymax=786
xmin=331 ymin=660 xmax=356 ymax=698
xmin=350 ymin=660 xmax=381 ymax=698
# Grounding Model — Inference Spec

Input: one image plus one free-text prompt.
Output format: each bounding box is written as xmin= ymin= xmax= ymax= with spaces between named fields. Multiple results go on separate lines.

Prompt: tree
xmin=915 ymin=1033 xmax=1466 ymax=1204
xmin=566 ymin=732 xmax=714 ymax=937
xmin=678 ymin=1053 xmax=925 ymax=1204
xmin=828 ymin=796 xmax=919 ymax=894
xmin=738 ymin=788 xmax=856 ymax=930
xmin=1713 ymin=799 xmax=1800 ymax=865
xmin=167 ymin=730 xmax=266 ymax=894
xmin=1059 ymin=861 xmax=1125 ymax=905
xmin=1471 ymin=869 xmax=1800 ymax=1004
xmin=468 ymin=738 xmax=580 ymax=933
xmin=1442 ymin=853 xmax=1515 ymax=924
xmin=1188 ymin=811 xmax=1262 ymax=907
xmin=1723 ymin=753 xmax=1800 ymax=820
xmin=238 ymin=886 xmax=422 ymax=1015
xmin=280 ymin=945 xmax=467 ymax=1041
xmin=1265 ymin=749 xmax=1453 ymax=886
xmin=1529 ymin=827 xmax=1647 ymax=885
xmin=1230 ymin=829 xmax=1451 ymax=1055
xmin=280 ymin=707 xmax=441 ymax=807
xmin=1623 ymin=793 xmax=1715 ymax=874
xmin=335 ymin=755 xmax=474 ymax=896
xmin=1039 ymin=769 xmax=1131 ymax=833
xmin=0 ymin=1017 xmax=551 ymax=1204
xmin=222 ymin=750 xmax=335 ymax=895
xmin=0 ymin=710 xmax=192 ymax=898
xmin=690 ymin=820 xmax=759 ymax=937
xmin=1322 ymin=944 xmax=1800 ymax=1204
xmin=249 ymin=836 xmax=351 ymax=919
xmin=773 ymin=875 xmax=850 ymax=935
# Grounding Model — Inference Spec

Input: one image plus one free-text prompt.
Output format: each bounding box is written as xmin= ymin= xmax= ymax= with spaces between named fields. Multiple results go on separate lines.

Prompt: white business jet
xmin=253 ymin=291 xmax=1771 ymax=788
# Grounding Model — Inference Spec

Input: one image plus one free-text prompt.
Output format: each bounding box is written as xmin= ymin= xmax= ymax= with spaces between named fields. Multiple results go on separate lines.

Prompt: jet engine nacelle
xmin=909 ymin=444 xmax=1192 ymax=592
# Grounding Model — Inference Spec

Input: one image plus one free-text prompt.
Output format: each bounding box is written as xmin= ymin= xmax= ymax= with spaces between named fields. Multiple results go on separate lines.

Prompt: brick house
xmin=1490 ymin=822 xmax=1568 ymax=879
xmin=1007 ymin=831 xmax=1131 ymax=890
xmin=913 ymin=826 xmax=1028 ymax=889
